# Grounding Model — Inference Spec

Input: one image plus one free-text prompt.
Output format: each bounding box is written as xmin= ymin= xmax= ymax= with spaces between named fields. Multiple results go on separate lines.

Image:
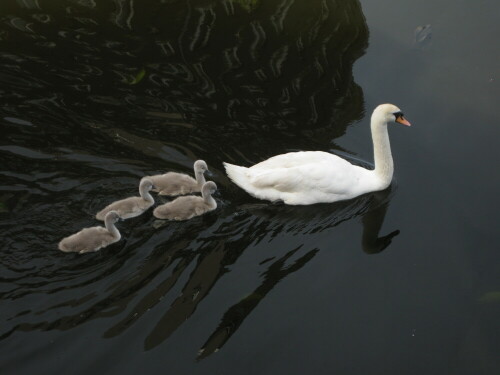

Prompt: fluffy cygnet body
xmin=153 ymin=181 xmax=217 ymax=221
xmin=58 ymin=211 xmax=121 ymax=254
xmin=147 ymin=160 xmax=209 ymax=196
xmin=96 ymin=178 xmax=155 ymax=220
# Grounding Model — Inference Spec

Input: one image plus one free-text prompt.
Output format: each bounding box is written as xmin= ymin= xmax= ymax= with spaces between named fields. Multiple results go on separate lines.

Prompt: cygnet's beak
xmin=396 ymin=116 xmax=411 ymax=126
xmin=205 ymin=169 xmax=214 ymax=177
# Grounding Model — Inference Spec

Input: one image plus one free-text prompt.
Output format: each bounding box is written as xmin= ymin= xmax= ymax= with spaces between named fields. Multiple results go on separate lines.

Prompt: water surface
xmin=1 ymin=0 xmax=499 ymax=374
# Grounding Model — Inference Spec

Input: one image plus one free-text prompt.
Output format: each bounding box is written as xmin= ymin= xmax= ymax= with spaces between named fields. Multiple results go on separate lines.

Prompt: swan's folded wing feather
xmin=61 ymin=226 xmax=111 ymax=253
xmin=107 ymin=197 xmax=143 ymax=214
xmin=250 ymin=160 xmax=362 ymax=196
xmin=250 ymin=164 xmax=325 ymax=193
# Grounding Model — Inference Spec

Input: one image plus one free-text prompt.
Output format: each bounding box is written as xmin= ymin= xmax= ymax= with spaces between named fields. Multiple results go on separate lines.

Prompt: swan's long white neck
xmin=202 ymin=188 xmax=217 ymax=209
xmin=104 ymin=216 xmax=121 ymax=239
xmin=139 ymin=183 xmax=154 ymax=203
xmin=371 ymin=111 xmax=394 ymax=188
xmin=195 ymin=169 xmax=206 ymax=188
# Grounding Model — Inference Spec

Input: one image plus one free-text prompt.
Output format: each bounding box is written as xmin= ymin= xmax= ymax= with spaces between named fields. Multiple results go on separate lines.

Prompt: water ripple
xmin=0 ymin=0 xmax=372 ymax=365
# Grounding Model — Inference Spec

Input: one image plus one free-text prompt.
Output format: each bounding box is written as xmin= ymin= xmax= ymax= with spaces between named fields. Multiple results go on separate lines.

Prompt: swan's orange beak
xmin=396 ymin=116 xmax=411 ymax=126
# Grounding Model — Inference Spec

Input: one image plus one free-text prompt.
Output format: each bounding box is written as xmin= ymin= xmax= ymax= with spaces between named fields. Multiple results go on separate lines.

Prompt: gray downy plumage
xmin=147 ymin=160 xmax=209 ymax=196
xmin=58 ymin=211 xmax=121 ymax=254
xmin=96 ymin=178 xmax=155 ymax=220
xmin=153 ymin=181 xmax=217 ymax=221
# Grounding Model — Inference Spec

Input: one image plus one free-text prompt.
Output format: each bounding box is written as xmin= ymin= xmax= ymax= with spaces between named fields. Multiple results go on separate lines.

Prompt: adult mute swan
xmin=58 ymin=211 xmax=121 ymax=253
xmin=146 ymin=160 xmax=209 ymax=196
xmin=153 ymin=181 xmax=217 ymax=220
xmin=224 ymin=104 xmax=411 ymax=205
xmin=96 ymin=178 xmax=155 ymax=220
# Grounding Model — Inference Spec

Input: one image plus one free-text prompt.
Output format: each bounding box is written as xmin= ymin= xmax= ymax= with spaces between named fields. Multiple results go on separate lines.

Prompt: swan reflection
xmin=197 ymin=245 xmax=319 ymax=360
xmin=97 ymin=185 xmax=399 ymax=353
xmin=361 ymin=190 xmax=400 ymax=254
xmin=196 ymin=188 xmax=399 ymax=358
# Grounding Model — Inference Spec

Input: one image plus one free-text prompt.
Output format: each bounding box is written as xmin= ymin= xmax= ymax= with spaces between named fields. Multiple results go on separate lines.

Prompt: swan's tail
xmin=223 ymin=162 xmax=252 ymax=192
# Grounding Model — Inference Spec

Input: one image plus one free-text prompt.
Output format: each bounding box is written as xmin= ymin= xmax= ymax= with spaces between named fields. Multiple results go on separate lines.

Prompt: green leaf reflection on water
xmin=130 ymin=68 xmax=146 ymax=85
xmin=235 ymin=0 xmax=260 ymax=12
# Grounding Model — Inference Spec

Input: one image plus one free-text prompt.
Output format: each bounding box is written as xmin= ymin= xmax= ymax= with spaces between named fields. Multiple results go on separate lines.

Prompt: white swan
xmin=146 ymin=160 xmax=209 ymax=196
xmin=224 ymin=104 xmax=411 ymax=205
xmin=153 ymin=181 xmax=217 ymax=220
xmin=58 ymin=211 xmax=121 ymax=253
xmin=96 ymin=178 xmax=155 ymax=220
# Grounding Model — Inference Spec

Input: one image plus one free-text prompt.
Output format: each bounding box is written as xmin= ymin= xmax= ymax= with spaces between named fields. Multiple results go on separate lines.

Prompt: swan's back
xmin=251 ymin=151 xmax=345 ymax=169
xmin=58 ymin=227 xmax=119 ymax=253
xmin=96 ymin=179 xmax=154 ymax=220
xmin=149 ymin=172 xmax=198 ymax=195
xmin=153 ymin=195 xmax=209 ymax=221
xmin=96 ymin=196 xmax=151 ymax=220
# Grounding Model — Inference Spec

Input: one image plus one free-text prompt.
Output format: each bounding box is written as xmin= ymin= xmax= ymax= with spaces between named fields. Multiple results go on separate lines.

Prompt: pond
xmin=1 ymin=0 xmax=499 ymax=374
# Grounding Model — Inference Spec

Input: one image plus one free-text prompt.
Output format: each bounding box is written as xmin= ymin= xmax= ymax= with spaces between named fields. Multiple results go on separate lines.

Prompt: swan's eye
xmin=393 ymin=111 xmax=404 ymax=119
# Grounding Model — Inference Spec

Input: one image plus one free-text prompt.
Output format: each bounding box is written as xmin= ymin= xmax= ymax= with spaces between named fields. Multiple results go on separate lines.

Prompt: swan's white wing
xmin=250 ymin=159 xmax=359 ymax=195
xmin=250 ymin=166 xmax=309 ymax=192
xmin=251 ymin=151 xmax=336 ymax=169
xmin=225 ymin=151 xmax=379 ymax=204
xmin=59 ymin=226 xmax=114 ymax=253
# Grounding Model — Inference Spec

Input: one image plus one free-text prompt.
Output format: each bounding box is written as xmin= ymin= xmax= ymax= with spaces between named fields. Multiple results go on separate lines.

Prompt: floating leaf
xmin=414 ymin=24 xmax=432 ymax=49
xmin=478 ymin=291 xmax=500 ymax=303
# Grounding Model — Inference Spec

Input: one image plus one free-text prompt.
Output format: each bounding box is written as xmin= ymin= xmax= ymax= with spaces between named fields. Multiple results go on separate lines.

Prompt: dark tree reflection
xmin=0 ymin=0 xmax=376 ymax=355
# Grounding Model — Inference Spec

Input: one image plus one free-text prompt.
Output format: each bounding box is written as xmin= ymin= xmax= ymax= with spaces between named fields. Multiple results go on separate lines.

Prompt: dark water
xmin=1 ymin=0 xmax=499 ymax=374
